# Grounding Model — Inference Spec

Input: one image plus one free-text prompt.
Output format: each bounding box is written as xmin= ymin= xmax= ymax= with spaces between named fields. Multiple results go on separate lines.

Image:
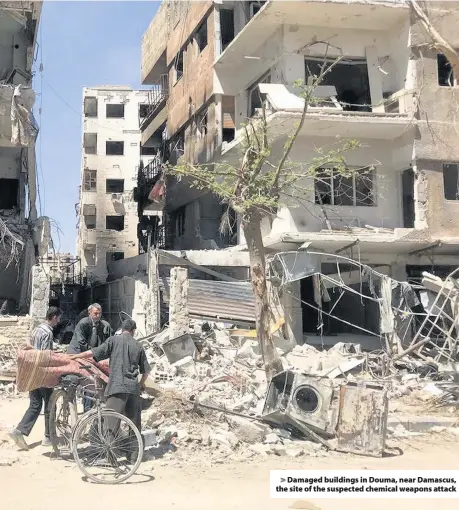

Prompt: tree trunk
xmin=242 ymin=214 xmax=283 ymax=381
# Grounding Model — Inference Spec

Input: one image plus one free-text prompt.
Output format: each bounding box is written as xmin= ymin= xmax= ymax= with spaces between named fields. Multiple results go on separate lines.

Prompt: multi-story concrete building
xmin=76 ymin=86 xmax=151 ymax=283
xmin=137 ymin=0 xmax=459 ymax=343
xmin=0 ymin=1 xmax=49 ymax=315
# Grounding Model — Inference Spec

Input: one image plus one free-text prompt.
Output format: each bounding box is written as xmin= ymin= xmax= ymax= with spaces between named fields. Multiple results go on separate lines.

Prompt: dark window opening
xmin=170 ymin=131 xmax=185 ymax=164
xmin=443 ymin=163 xmax=459 ymax=200
xmin=83 ymin=170 xmax=97 ymax=191
xmin=106 ymin=215 xmax=125 ymax=231
xmin=106 ymin=179 xmax=124 ymax=193
xmin=305 ymin=58 xmax=371 ymax=112
xmin=106 ymin=104 xmax=125 ymax=118
xmin=402 ymin=168 xmax=415 ymax=228
xmin=106 ymin=251 xmax=124 ymax=264
xmin=141 ymin=145 xmax=157 ymax=156
xmin=249 ymin=1 xmax=266 ymax=19
xmin=0 ymin=178 xmax=19 ymax=209
xmin=314 ymin=168 xmax=375 ymax=207
xmin=248 ymin=72 xmax=270 ymax=117
xmin=84 ymin=97 xmax=97 ymax=117
xmin=175 ymin=51 xmax=184 ymax=83
xmin=84 ymin=215 xmax=96 ymax=229
xmin=106 ymin=141 xmax=124 ymax=156
xmin=438 ymin=54 xmax=456 ymax=87
xmin=197 ymin=110 xmax=208 ymax=138
xmin=220 ymin=8 xmax=235 ymax=51
xmin=223 ymin=128 xmax=235 ymax=143
xmin=195 ymin=17 xmax=208 ymax=52
xmin=172 ymin=206 xmax=186 ymax=237
xmin=139 ymin=104 xmax=149 ymax=118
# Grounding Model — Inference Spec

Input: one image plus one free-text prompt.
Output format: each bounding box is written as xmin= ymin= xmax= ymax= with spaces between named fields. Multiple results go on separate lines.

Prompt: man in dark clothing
xmin=67 ymin=303 xmax=112 ymax=412
xmin=69 ymin=319 xmax=151 ymax=433
xmin=9 ymin=307 xmax=62 ymax=450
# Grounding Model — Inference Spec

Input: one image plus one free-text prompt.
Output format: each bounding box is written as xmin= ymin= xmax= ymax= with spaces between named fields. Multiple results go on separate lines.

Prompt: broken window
xmin=443 ymin=163 xmax=459 ymax=200
xmin=315 ymin=168 xmax=375 ymax=207
xmin=106 ymin=179 xmax=124 ymax=193
xmin=248 ymin=72 xmax=270 ymax=117
xmin=84 ymin=249 xmax=96 ymax=266
xmin=402 ymin=168 xmax=415 ymax=228
xmin=106 ymin=251 xmax=124 ymax=265
xmin=84 ymin=133 xmax=97 ymax=155
xmin=220 ymin=8 xmax=235 ymax=51
xmin=106 ymin=215 xmax=125 ymax=231
xmin=174 ymin=51 xmax=184 ymax=83
xmin=84 ymin=97 xmax=97 ymax=117
xmin=305 ymin=58 xmax=371 ymax=112
xmin=83 ymin=170 xmax=97 ymax=191
xmin=0 ymin=178 xmax=19 ymax=209
xmin=196 ymin=109 xmax=208 ymax=139
xmin=195 ymin=17 xmax=208 ymax=52
xmin=437 ymin=54 xmax=457 ymax=87
xmin=222 ymin=95 xmax=235 ymax=143
xmin=106 ymin=141 xmax=124 ymax=156
xmin=141 ymin=145 xmax=157 ymax=156
xmin=106 ymin=103 xmax=125 ymax=118
xmin=170 ymin=131 xmax=185 ymax=164
xmin=84 ymin=215 xmax=96 ymax=229
xmin=139 ymin=104 xmax=149 ymax=118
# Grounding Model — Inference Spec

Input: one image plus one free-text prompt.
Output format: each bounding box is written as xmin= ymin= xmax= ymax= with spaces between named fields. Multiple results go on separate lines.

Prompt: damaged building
xmin=119 ymin=0 xmax=459 ymax=349
xmin=76 ymin=86 xmax=151 ymax=283
xmin=0 ymin=1 xmax=50 ymax=317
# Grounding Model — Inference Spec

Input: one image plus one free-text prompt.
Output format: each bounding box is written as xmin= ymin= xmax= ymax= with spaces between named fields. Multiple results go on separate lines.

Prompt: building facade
xmin=138 ymin=0 xmax=459 ymax=342
xmin=76 ymin=86 xmax=151 ymax=283
xmin=0 ymin=1 xmax=49 ymax=315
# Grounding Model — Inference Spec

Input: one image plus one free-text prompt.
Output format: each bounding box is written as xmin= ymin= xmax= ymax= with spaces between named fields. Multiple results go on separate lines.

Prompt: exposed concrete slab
xmin=388 ymin=415 xmax=458 ymax=432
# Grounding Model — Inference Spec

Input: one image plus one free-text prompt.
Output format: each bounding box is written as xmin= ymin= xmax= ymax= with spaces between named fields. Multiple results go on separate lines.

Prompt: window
xmin=106 ymin=141 xmax=124 ymax=155
xmin=223 ymin=128 xmax=235 ymax=143
xmin=443 ymin=163 xmax=459 ymax=200
xmin=84 ymin=215 xmax=96 ymax=229
xmin=438 ymin=54 xmax=456 ymax=87
xmin=220 ymin=8 xmax=235 ymax=51
xmin=84 ymin=97 xmax=97 ymax=117
xmin=141 ymin=145 xmax=157 ymax=156
xmin=106 ymin=104 xmax=125 ymax=118
xmin=196 ymin=109 xmax=208 ymax=138
xmin=106 ymin=179 xmax=124 ymax=193
xmin=83 ymin=170 xmax=97 ymax=191
xmin=248 ymin=72 xmax=270 ymax=117
xmin=106 ymin=215 xmax=125 ymax=231
xmin=175 ymin=206 xmax=186 ymax=237
xmin=84 ymin=133 xmax=97 ymax=154
xmin=170 ymin=131 xmax=185 ymax=164
xmin=175 ymin=51 xmax=184 ymax=83
xmin=314 ymin=168 xmax=375 ymax=207
xmin=139 ymin=104 xmax=149 ymax=118
xmin=195 ymin=17 xmax=208 ymax=52
xmin=249 ymin=1 xmax=266 ymax=19
xmin=106 ymin=251 xmax=124 ymax=264
xmin=0 ymin=178 xmax=19 ymax=209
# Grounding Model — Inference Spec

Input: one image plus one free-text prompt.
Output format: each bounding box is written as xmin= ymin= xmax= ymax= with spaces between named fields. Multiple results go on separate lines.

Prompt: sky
xmin=36 ymin=1 xmax=159 ymax=254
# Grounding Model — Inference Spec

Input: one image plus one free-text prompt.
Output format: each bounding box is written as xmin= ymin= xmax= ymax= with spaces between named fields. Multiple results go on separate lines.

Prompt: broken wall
xmin=411 ymin=2 xmax=459 ymax=235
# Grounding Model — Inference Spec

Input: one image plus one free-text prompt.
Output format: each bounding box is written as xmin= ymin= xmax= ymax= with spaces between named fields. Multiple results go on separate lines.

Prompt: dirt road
xmin=1 ymin=397 xmax=458 ymax=510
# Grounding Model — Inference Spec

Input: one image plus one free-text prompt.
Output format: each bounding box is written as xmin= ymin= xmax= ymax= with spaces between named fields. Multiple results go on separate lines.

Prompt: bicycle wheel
xmin=49 ymin=388 xmax=78 ymax=457
xmin=72 ymin=409 xmax=143 ymax=484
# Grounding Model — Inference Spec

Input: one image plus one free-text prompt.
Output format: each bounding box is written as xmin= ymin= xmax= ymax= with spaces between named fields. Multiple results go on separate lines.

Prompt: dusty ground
xmin=1 ymin=396 xmax=458 ymax=510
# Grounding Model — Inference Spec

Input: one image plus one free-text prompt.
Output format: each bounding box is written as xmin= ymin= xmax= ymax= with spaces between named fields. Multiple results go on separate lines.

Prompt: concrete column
xmin=365 ymin=46 xmax=385 ymax=113
xmin=147 ymin=248 xmax=160 ymax=334
xmin=169 ymin=267 xmax=189 ymax=338
xmin=29 ymin=264 xmax=50 ymax=320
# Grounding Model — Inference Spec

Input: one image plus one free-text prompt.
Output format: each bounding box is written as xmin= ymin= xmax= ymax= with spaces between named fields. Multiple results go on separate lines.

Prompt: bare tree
xmin=165 ymin=60 xmax=366 ymax=380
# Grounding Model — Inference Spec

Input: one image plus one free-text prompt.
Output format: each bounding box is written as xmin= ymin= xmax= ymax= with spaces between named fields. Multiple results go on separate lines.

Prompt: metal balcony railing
xmin=140 ymin=74 xmax=169 ymax=130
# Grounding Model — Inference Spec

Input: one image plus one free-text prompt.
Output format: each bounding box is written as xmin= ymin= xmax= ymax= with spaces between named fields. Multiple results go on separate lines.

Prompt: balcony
xmin=214 ymin=0 xmax=408 ymax=96
xmin=140 ymin=74 xmax=169 ymax=146
xmin=82 ymin=229 xmax=97 ymax=248
xmin=134 ymin=157 xmax=165 ymax=215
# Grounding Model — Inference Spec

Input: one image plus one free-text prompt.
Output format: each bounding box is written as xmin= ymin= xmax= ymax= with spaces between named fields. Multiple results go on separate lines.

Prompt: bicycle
xmin=49 ymin=364 xmax=144 ymax=484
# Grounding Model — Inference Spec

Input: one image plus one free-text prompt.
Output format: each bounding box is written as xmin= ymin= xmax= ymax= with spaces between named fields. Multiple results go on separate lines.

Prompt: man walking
xmin=67 ymin=303 xmax=112 ymax=412
xmin=69 ymin=319 xmax=151 ymax=434
xmin=9 ymin=307 xmax=62 ymax=450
